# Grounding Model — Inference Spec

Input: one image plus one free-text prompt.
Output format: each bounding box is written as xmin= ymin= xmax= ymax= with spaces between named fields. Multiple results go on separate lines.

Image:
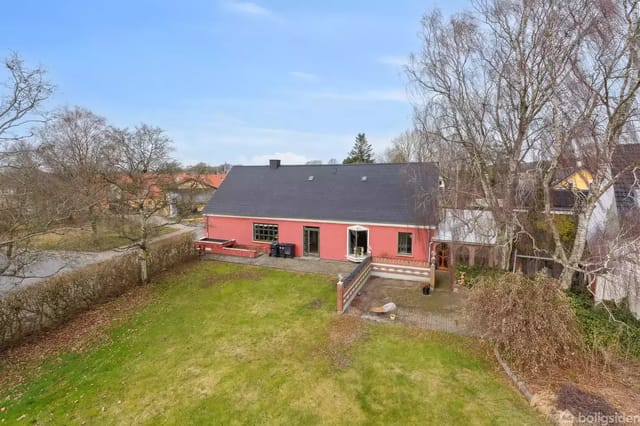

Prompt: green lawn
xmin=27 ymin=224 xmax=179 ymax=252
xmin=0 ymin=262 xmax=544 ymax=425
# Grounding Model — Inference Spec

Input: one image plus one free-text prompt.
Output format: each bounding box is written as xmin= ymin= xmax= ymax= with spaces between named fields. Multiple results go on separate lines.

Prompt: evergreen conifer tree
xmin=343 ymin=133 xmax=374 ymax=164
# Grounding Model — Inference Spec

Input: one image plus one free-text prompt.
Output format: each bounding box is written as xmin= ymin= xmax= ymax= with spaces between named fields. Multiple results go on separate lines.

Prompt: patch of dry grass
xmin=27 ymin=223 xmax=178 ymax=252
xmin=322 ymin=315 xmax=368 ymax=370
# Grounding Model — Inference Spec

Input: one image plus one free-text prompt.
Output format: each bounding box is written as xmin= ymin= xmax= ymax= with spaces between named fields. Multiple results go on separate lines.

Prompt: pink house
xmin=199 ymin=160 xmax=439 ymax=281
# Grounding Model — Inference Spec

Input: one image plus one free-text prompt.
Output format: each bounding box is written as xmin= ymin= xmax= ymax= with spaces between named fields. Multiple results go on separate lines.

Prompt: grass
xmin=0 ymin=262 xmax=544 ymax=425
xmin=27 ymin=224 xmax=179 ymax=252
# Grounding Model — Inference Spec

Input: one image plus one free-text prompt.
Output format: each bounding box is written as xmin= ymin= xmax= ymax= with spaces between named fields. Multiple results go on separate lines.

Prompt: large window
xmin=398 ymin=232 xmax=413 ymax=255
xmin=253 ymin=223 xmax=278 ymax=241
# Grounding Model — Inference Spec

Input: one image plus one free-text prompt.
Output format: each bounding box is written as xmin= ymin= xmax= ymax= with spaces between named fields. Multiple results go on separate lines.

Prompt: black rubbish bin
xmin=285 ymin=243 xmax=295 ymax=258
xmin=279 ymin=243 xmax=295 ymax=258
xmin=269 ymin=241 xmax=279 ymax=257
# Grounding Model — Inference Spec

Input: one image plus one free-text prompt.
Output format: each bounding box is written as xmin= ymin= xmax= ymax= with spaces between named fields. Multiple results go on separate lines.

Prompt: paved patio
xmin=348 ymin=274 xmax=469 ymax=335
xmin=201 ymin=253 xmax=358 ymax=277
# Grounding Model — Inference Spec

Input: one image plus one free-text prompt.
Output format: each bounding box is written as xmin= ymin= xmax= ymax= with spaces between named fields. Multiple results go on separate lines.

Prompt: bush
xmin=0 ymin=231 xmax=196 ymax=349
xmin=0 ymin=253 xmax=139 ymax=348
xmin=456 ymin=264 xmax=502 ymax=287
xmin=147 ymin=231 xmax=195 ymax=275
xmin=467 ymin=273 xmax=584 ymax=374
xmin=569 ymin=292 xmax=640 ymax=359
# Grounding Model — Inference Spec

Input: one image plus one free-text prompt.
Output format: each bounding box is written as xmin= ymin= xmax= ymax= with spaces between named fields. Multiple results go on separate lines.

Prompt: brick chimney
xmin=269 ymin=159 xmax=281 ymax=169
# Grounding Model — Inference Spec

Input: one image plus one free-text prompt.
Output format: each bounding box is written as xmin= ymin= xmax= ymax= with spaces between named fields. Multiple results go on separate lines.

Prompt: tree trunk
xmin=449 ymin=246 xmax=457 ymax=288
xmin=559 ymin=210 xmax=590 ymax=290
xmin=496 ymin=223 xmax=515 ymax=271
xmin=138 ymin=206 xmax=149 ymax=284
xmin=6 ymin=242 xmax=14 ymax=260
xmin=139 ymin=248 xmax=149 ymax=284
xmin=89 ymin=205 xmax=98 ymax=241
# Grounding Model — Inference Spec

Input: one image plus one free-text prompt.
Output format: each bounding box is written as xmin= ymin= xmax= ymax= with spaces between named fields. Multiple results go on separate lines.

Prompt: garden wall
xmin=370 ymin=256 xmax=431 ymax=283
xmin=0 ymin=231 xmax=195 ymax=349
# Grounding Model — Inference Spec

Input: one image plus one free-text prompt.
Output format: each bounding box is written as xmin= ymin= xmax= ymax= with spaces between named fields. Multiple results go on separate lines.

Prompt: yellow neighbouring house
xmin=553 ymin=167 xmax=593 ymax=191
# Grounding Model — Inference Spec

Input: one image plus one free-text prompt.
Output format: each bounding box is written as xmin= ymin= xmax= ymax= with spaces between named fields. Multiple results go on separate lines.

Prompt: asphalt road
xmin=0 ymin=223 xmax=201 ymax=296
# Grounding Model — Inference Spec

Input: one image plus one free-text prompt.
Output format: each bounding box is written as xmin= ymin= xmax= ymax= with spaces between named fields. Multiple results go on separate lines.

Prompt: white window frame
xmin=397 ymin=232 xmax=413 ymax=256
xmin=346 ymin=225 xmax=369 ymax=262
xmin=253 ymin=223 xmax=279 ymax=242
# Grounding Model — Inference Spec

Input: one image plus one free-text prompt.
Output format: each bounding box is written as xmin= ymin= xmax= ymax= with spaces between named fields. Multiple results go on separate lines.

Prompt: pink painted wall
xmin=205 ymin=215 xmax=432 ymax=262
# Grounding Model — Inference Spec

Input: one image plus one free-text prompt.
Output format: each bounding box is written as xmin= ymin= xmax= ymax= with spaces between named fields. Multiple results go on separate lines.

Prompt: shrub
xmin=0 ymin=253 xmax=139 ymax=348
xmin=147 ymin=231 xmax=195 ymax=276
xmin=456 ymin=264 xmax=502 ymax=287
xmin=570 ymin=292 xmax=640 ymax=359
xmin=467 ymin=273 xmax=584 ymax=374
xmin=0 ymin=231 xmax=196 ymax=349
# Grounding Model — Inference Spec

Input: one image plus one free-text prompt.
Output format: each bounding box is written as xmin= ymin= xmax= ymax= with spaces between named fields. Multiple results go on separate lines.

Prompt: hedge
xmin=0 ymin=231 xmax=195 ymax=349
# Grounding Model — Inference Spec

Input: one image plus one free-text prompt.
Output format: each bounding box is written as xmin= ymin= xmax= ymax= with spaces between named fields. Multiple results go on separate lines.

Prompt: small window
xmin=398 ymin=232 xmax=413 ymax=255
xmin=253 ymin=223 xmax=278 ymax=241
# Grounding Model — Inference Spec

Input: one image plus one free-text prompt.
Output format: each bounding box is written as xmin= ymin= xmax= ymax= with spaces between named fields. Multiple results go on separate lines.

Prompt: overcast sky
xmin=2 ymin=0 xmax=466 ymax=166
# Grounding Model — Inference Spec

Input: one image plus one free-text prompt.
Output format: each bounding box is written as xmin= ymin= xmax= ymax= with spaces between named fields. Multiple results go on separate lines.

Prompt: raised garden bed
xmin=195 ymin=238 xmax=258 ymax=258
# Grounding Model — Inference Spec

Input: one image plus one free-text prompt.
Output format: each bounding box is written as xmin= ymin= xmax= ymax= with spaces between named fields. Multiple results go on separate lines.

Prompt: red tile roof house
xmin=197 ymin=160 xmax=440 ymax=283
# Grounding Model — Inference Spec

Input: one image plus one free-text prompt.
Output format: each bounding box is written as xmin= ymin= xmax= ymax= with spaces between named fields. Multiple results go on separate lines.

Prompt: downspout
xmin=427 ymin=228 xmax=432 ymax=266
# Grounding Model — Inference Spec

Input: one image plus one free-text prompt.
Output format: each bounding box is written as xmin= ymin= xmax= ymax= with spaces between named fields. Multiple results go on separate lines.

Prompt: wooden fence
xmin=336 ymin=256 xmax=372 ymax=313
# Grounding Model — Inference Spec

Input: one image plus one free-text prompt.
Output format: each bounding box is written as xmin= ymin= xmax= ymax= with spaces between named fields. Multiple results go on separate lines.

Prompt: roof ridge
xmin=234 ymin=162 xmax=437 ymax=168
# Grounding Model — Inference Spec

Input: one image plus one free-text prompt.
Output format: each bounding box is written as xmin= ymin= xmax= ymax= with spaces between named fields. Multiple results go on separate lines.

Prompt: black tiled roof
xmin=203 ymin=162 xmax=439 ymax=226
xmin=612 ymin=144 xmax=640 ymax=211
xmin=516 ymin=188 xmax=588 ymax=211
xmin=552 ymin=189 xmax=588 ymax=210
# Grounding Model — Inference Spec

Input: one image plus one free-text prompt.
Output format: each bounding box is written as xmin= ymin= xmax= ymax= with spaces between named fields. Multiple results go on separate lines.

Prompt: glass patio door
xmin=303 ymin=226 xmax=320 ymax=257
xmin=347 ymin=226 xmax=369 ymax=261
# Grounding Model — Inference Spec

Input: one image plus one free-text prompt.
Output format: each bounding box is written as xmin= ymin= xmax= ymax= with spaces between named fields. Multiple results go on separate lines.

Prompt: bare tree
xmin=0 ymin=53 xmax=58 ymax=279
xmin=0 ymin=141 xmax=79 ymax=280
xmin=533 ymin=0 xmax=640 ymax=289
xmin=171 ymin=163 xmax=219 ymax=217
xmin=383 ymin=130 xmax=427 ymax=163
xmin=184 ymin=162 xmax=231 ymax=174
xmin=409 ymin=0 xmax=640 ymax=295
xmin=0 ymin=53 xmax=53 ymax=148
xmin=38 ymin=106 xmax=113 ymax=240
xmin=106 ymin=124 xmax=175 ymax=283
xmin=407 ymin=0 xmax=588 ymax=269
